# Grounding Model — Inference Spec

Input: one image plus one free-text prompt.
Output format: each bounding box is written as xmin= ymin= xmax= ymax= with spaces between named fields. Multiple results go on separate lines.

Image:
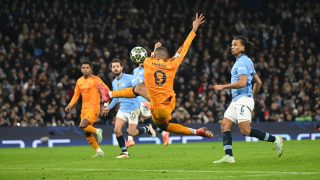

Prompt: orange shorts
xmin=150 ymin=96 xmax=176 ymax=125
xmin=80 ymin=108 xmax=99 ymax=124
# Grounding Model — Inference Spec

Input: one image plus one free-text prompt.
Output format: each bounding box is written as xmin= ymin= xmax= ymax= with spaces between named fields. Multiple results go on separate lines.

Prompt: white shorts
xmin=140 ymin=102 xmax=151 ymax=117
xmin=224 ymin=96 xmax=254 ymax=123
xmin=116 ymin=108 xmax=140 ymax=125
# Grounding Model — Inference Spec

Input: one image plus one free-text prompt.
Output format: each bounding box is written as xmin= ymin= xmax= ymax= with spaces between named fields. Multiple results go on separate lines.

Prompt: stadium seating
xmin=0 ymin=0 xmax=319 ymax=126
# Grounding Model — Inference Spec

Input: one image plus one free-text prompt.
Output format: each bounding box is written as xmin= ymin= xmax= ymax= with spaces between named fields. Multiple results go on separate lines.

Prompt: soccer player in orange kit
xmin=65 ymin=61 xmax=110 ymax=157
xmin=100 ymin=13 xmax=213 ymax=138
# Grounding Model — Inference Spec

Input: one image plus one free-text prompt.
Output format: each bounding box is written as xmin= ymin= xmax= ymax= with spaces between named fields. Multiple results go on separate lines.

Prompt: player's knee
xmin=83 ymin=132 xmax=91 ymax=137
xmin=79 ymin=124 xmax=87 ymax=129
xmin=79 ymin=119 xmax=89 ymax=129
xmin=134 ymin=84 xmax=144 ymax=94
xmin=239 ymin=128 xmax=250 ymax=136
xmin=114 ymin=127 xmax=122 ymax=136
xmin=220 ymin=120 xmax=232 ymax=132
xmin=156 ymin=123 xmax=168 ymax=131
xmin=220 ymin=122 xmax=227 ymax=132
xmin=126 ymin=129 xmax=135 ymax=136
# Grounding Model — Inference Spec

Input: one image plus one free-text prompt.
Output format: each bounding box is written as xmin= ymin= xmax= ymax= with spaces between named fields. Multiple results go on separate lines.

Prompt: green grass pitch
xmin=0 ymin=140 xmax=319 ymax=179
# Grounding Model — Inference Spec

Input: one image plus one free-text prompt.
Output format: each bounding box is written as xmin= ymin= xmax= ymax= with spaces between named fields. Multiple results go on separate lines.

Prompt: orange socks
xmin=166 ymin=123 xmax=194 ymax=135
xmin=86 ymin=135 xmax=99 ymax=150
xmin=83 ymin=125 xmax=97 ymax=134
xmin=112 ymin=88 xmax=136 ymax=98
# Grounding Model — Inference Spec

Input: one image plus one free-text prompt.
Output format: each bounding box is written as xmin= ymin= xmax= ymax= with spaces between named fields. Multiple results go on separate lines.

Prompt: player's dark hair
xmin=111 ymin=58 xmax=123 ymax=67
xmin=81 ymin=61 xmax=92 ymax=67
xmin=234 ymin=35 xmax=256 ymax=55
xmin=155 ymin=47 xmax=169 ymax=59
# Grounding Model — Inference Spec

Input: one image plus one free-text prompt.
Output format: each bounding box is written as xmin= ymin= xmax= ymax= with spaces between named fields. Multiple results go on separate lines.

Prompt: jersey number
xmin=240 ymin=105 xmax=245 ymax=115
xmin=154 ymin=70 xmax=166 ymax=86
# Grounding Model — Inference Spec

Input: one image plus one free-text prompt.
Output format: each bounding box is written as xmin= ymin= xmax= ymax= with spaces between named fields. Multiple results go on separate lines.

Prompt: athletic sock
xmin=86 ymin=135 xmax=99 ymax=150
xmin=137 ymin=127 xmax=147 ymax=135
xmin=249 ymin=128 xmax=276 ymax=142
xmin=156 ymin=127 xmax=163 ymax=133
xmin=116 ymin=135 xmax=128 ymax=153
xmin=223 ymin=131 xmax=233 ymax=156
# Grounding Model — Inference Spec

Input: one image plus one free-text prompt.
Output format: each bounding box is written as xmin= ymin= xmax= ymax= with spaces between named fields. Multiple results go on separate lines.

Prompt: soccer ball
xmin=130 ymin=46 xmax=147 ymax=64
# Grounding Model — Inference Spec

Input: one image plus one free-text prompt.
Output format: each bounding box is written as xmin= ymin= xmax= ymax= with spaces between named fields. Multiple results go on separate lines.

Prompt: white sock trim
xmin=189 ymin=128 xmax=196 ymax=134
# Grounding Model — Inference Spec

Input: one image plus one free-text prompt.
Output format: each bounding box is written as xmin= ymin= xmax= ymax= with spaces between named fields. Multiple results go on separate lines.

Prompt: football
xmin=130 ymin=46 xmax=147 ymax=64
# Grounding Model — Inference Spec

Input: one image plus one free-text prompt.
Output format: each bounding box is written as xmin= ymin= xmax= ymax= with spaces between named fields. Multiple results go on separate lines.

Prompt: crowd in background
xmin=0 ymin=0 xmax=319 ymax=127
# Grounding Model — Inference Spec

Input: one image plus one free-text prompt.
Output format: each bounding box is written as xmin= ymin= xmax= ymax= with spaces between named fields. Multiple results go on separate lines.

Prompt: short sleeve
xmin=237 ymin=66 xmax=248 ymax=76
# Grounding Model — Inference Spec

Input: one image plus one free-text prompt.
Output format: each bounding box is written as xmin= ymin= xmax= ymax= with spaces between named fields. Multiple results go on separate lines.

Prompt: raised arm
xmin=174 ymin=13 xmax=205 ymax=63
xmin=192 ymin=13 xmax=205 ymax=33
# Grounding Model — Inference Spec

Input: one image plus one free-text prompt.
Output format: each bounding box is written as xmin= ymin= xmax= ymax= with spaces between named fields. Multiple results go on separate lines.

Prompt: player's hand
xmin=151 ymin=42 xmax=162 ymax=58
xmin=192 ymin=13 xmax=205 ymax=33
xmin=151 ymin=51 xmax=156 ymax=58
xmin=213 ymin=85 xmax=225 ymax=91
xmin=101 ymin=107 xmax=109 ymax=117
xmin=65 ymin=105 xmax=72 ymax=112
xmin=154 ymin=42 xmax=162 ymax=50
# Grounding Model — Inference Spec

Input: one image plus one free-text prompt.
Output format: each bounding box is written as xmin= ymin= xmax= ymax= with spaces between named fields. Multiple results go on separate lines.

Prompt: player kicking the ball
xmin=99 ymin=13 xmax=213 ymax=139
xmin=126 ymin=60 xmax=170 ymax=147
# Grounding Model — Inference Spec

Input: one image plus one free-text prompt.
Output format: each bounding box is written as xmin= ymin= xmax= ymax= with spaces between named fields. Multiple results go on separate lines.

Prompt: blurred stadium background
xmin=1 ymin=0 xmax=320 ymax=179
xmin=0 ymin=0 xmax=319 ymax=144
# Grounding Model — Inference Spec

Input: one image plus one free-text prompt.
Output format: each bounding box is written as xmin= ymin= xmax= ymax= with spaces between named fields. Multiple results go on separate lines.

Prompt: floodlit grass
xmin=0 ymin=140 xmax=319 ymax=179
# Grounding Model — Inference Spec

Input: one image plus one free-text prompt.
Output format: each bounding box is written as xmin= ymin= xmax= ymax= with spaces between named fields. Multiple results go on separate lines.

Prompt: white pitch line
xmin=0 ymin=167 xmax=318 ymax=175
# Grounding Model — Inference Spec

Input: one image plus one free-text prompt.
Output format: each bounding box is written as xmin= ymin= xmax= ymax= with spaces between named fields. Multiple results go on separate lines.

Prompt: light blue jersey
xmin=108 ymin=73 xmax=140 ymax=112
xmin=231 ymin=54 xmax=256 ymax=101
xmin=132 ymin=67 xmax=147 ymax=102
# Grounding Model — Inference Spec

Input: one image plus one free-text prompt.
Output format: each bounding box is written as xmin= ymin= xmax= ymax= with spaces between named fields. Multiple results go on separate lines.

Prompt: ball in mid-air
xmin=130 ymin=46 xmax=147 ymax=64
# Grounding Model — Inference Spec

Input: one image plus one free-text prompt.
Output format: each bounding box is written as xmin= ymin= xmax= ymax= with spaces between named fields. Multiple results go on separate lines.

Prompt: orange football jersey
xmin=144 ymin=31 xmax=196 ymax=104
xmin=68 ymin=75 xmax=110 ymax=111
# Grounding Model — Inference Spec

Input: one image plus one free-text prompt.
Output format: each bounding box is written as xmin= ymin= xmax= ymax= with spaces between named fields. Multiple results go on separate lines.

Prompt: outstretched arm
xmin=192 ymin=13 xmax=205 ymax=33
xmin=174 ymin=13 xmax=205 ymax=63
xmin=213 ymin=75 xmax=247 ymax=91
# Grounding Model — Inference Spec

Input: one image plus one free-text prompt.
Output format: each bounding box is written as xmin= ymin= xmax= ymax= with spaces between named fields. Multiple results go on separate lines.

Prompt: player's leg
xmin=125 ymin=108 xmax=155 ymax=147
xmin=140 ymin=116 xmax=170 ymax=147
xmin=80 ymin=121 xmax=104 ymax=157
xmin=237 ymin=96 xmax=283 ymax=157
xmin=86 ymin=131 xmax=104 ymax=158
xmin=80 ymin=111 xmax=104 ymax=157
xmin=133 ymin=84 xmax=150 ymax=101
xmin=213 ymin=103 xmax=236 ymax=163
xmin=139 ymin=101 xmax=164 ymax=140
xmin=238 ymin=121 xmax=283 ymax=157
xmin=80 ymin=111 xmax=103 ymax=144
xmin=152 ymin=97 xmax=213 ymax=137
xmin=114 ymin=111 xmax=130 ymax=158
xmin=98 ymin=84 xmax=149 ymax=102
